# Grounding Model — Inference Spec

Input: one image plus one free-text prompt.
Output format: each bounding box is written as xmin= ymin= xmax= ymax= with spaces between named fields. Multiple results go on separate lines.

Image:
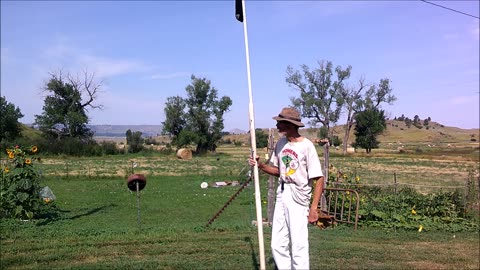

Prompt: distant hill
xmin=18 ymin=124 xmax=246 ymax=138
xmin=223 ymin=120 xmax=479 ymax=146
xmin=229 ymin=128 xmax=247 ymax=135
xmin=88 ymin=125 xmax=162 ymax=137
xmin=378 ymin=120 xmax=478 ymax=144
xmin=89 ymin=125 xmax=248 ymax=137
xmin=18 ymin=121 xmax=478 ymax=147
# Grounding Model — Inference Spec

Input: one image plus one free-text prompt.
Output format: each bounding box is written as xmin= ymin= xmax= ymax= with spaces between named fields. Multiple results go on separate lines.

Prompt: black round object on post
xmin=127 ymin=174 xmax=146 ymax=191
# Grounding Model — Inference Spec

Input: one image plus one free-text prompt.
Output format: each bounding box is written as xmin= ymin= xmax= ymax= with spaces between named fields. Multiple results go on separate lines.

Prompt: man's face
xmin=276 ymin=121 xmax=294 ymax=134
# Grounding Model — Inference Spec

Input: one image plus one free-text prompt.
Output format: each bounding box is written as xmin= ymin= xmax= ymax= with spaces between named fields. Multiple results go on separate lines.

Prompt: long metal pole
xmin=241 ymin=1 xmax=266 ymax=269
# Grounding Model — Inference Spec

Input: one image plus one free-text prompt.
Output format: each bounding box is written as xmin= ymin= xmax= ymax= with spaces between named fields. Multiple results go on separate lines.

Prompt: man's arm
xmin=257 ymin=160 xmax=280 ymax=177
xmin=308 ymin=176 xmax=324 ymax=223
xmin=248 ymin=156 xmax=280 ymax=177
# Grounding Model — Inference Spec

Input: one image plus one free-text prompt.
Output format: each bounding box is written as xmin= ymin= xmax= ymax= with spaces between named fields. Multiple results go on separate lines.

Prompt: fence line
xmin=330 ymin=181 xmax=465 ymax=189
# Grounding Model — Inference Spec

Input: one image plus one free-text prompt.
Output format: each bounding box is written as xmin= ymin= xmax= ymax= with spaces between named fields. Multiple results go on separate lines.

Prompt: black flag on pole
xmin=235 ymin=0 xmax=243 ymax=22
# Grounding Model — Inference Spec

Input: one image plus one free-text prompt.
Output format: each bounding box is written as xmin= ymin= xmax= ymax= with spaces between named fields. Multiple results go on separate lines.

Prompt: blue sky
xmin=1 ymin=1 xmax=479 ymax=132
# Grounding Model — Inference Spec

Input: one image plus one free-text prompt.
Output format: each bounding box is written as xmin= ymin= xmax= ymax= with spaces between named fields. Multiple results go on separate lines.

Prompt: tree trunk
xmin=196 ymin=143 xmax=208 ymax=154
xmin=342 ymin=110 xmax=355 ymax=155
xmin=342 ymin=122 xmax=353 ymax=155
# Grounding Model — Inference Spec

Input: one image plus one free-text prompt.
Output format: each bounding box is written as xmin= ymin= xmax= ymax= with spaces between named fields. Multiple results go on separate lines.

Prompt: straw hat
xmin=272 ymin=107 xmax=305 ymax=127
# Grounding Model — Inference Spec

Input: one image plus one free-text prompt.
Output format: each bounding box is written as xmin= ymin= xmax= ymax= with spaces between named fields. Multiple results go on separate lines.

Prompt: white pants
xmin=271 ymin=186 xmax=310 ymax=270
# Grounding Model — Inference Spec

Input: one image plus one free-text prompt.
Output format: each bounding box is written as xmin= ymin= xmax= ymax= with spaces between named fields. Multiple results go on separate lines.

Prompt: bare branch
xmin=63 ymin=70 xmax=104 ymax=111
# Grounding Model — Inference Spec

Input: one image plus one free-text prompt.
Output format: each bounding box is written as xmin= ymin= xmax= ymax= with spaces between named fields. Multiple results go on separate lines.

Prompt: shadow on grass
xmin=244 ymin=236 xmax=276 ymax=270
xmin=36 ymin=203 xmax=117 ymax=226
xmin=244 ymin=236 xmax=260 ymax=270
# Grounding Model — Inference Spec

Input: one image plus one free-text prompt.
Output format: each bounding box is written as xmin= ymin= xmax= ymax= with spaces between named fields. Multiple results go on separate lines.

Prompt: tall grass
xmin=1 ymin=174 xmax=478 ymax=269
xmin=1 ymin=145 xmax=479 ymax=269
xmin=36 ymin=145 xmax=477 ymax=190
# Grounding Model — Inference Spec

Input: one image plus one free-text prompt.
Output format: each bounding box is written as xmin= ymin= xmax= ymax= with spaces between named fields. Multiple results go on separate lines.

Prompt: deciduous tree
xmin=255 ymin=128 xmax=268 ymax=148
xmin=286 ymin=60 xmax=351 ymax=140
xmin=35 ymin=71 xmax=102 ymax=140
xmin=126 ymin=129 xmax=144 ymax=153
xmin=340 ymin=78 xmax=395 ymax=154
xmin=162 ymin=75 xmax=232 ymax=154
xmin=162 ymin=96 xmax=186 ymax=144
xmin=0 ymin=96 xmax=24 ymax=142
xmin=353 ymin=108 xmax=386 ymax=153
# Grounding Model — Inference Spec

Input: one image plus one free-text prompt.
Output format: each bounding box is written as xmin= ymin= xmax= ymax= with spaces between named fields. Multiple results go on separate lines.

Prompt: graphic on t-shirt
xmin=281 ymin=149 xmax=299 ymax=177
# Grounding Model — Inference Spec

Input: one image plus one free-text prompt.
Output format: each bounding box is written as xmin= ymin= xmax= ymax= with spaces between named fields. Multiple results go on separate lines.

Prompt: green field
xmin=1 ymin=144 xmax=479 ymax=269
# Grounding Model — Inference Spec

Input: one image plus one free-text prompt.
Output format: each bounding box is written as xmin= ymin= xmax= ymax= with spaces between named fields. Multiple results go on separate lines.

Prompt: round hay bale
xmin=176 ymin=148 xmax=192 ymax=160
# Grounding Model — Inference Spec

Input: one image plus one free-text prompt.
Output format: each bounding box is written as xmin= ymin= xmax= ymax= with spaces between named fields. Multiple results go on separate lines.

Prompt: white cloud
xmin=472 ymin=21 xmax=479 ymax=40
xmin=150 ymin=72 xmax=190 ymax=80
xmin=77 ymin=55 xmax=150 ymax=78
xmin=443 ymin=33 xmax=460 ymax=40
xmin=90 ymin=91 xmax=166 ymax=124
xmin=41 ymin=36 xmax=75 ymax=59
xmin=450 ymin=94 xmax=479 ymax=105
xmin=271 ymin=1 xmax=370 ymax=21
xmin=264 ymin=0 xmax=383 ymax=33
xmin=38 ymin=38 xmax=152 ymax=79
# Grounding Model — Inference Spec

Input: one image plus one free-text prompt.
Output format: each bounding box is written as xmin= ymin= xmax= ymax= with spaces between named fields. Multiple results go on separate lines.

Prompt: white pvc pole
xmin=240 ymin=1 xmax=266 ymax=269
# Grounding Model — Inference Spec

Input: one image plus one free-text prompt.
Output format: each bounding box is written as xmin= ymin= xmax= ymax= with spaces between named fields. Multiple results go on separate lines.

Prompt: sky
xmin=1 ymin=0 xmax=479 ymax=132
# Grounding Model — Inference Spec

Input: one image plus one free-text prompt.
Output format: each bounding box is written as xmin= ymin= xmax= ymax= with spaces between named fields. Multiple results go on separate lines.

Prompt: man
xmin=248 ymin=107 xmax=324 ymax=270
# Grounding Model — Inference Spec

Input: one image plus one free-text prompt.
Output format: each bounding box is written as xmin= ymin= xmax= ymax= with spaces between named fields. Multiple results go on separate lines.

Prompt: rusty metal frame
xmin=321 ymin=187 xmax=360 ymax=230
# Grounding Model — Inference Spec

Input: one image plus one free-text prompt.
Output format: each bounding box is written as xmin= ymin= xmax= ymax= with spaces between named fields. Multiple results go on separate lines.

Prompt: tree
xmin=286 ymin=60 xmax=351 ymax=140
xmin=340 ymin=78 xmax=395 ymax=155
xmin=162 ymin=96 xmax=186 ymax=144
xmin=423 ymin=117 xmax=430 ymax=127
xmin=162 ymin=75 xmax=232 ymax=154
xmin=0 ymin=96 xmax=24 ymax=142
xmin=353 ymin=108 xmax=386 ymax=153
xmin=413 ymin=115 xmax=420 ymax=124
xmin=255 ymin=128 xmax=268 ymax=148
xmin=413 ymin=115 xmax=423 ymax=129
xmin=339 ymin=78 xmax=366 ymax=151
xmin=404 ymin=117 xmax=412 ymax=128
xmin=126 ymin=129 xmax=144 ymax=153
xmin=35 ymin=71 xmax=102 ymax=140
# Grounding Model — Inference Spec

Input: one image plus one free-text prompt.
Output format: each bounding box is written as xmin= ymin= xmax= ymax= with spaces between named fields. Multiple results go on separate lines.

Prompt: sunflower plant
xmin=327 ymin=164 xmax=361 ymax=189
xmin=1 ymin=145 xmax=43 ymax=219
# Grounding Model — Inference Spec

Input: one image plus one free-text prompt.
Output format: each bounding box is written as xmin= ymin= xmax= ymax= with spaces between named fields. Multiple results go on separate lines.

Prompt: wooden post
xmin=394 ymin=172 xmax=397 ymax=194
xmin=323 ymin=141 xmax=329 ymax=184
xmin=266 ymin=128 xmax=275 ymax=225
xmin=322 ymin=139 xmax=329 ymax=211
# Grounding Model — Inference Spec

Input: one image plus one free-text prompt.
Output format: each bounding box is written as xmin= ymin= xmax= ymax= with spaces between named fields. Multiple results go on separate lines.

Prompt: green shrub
xmin=144 ymin=137 xmax=159 ymax=145
xmin=356 ymin=186 xmax=478 ymax=232
xmin=331 ymin=135 xmax=341 ymax=147
xmin=100 ymin=141 xmax=121 ymax=155
xmin=36 ymin=137 xmax=103 ymax=156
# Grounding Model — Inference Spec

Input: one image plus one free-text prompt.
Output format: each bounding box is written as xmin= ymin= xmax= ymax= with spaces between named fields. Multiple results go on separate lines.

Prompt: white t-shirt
xmin=271 ymin=136 xmax=323 ymax=206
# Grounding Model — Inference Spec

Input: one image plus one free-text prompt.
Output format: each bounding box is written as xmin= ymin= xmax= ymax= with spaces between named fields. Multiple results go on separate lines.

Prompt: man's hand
xmin=248 ymin=155 xmax=279 ymax=177
xmin=248 ymin=155 xmax=260 ymax=167
xmin=308 ymin=208 xmax=319 ymax=224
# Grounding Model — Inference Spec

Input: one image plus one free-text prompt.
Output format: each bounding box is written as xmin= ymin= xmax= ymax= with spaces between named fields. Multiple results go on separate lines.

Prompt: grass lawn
xmin=1 ymin=172 xmax=479 ymax=269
